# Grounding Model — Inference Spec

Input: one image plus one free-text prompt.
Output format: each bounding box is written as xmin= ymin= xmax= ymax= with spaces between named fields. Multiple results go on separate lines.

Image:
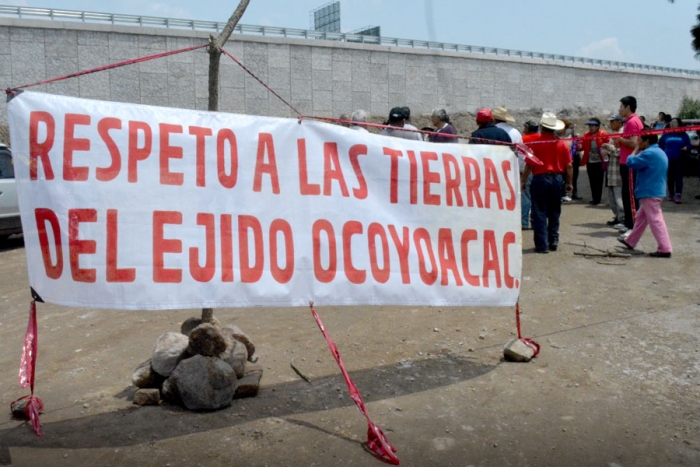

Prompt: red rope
xmin=6 ymin=43 xmax=209 ymax=95
xmin=515 ymin=301 xmax=540 ymax=358
xmin=12 ymin=300 xmax=43 ymax=436
xmin=220 ymin=47 xmax=302 ymax=116
xmin=309 ymin=302 xmax=400 ymax=465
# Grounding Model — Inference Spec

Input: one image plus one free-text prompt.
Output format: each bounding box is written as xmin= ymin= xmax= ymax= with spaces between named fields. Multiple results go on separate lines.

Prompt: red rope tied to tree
xmin=309 ymin=302 xmax=400 ymax=465
xmin=5 ymin=43 xmax=209 ymax=96
xmin=11 ymin=301 xmax=43 ymax=436
xmin=515 ymin=300 xmax=540 ymax=357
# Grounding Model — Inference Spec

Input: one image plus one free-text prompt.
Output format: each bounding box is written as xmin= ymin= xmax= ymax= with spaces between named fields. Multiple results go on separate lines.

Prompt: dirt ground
xmin=1 ymin=169 xmax=699 ymax=467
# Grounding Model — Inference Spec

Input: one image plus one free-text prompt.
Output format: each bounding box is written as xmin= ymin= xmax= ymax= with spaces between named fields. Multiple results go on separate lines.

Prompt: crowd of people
xmin=343 ymin=95 xmax=695 ymax=258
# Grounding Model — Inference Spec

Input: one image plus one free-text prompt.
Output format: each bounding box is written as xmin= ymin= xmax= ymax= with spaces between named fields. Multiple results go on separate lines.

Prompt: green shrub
xmin=677 ymin=96 xmax=700 ymax=119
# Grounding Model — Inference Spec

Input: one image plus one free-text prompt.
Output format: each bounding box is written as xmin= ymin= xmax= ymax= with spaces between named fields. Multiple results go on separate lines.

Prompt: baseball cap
xmin=476 ymin=108 xmax=493 ymax=124
xmin=607 ymin=114 xmax=624 ymax=122
xmin=388 ymin=107 xmax=406 ymax=122
xmin=524 ymin=120 xmax=539 ymax=131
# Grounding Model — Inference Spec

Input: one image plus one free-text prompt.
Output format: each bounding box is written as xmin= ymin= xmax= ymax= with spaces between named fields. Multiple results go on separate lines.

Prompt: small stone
xmin=220 ymin=337 xmax=248 ymax=378
xmin=181 ymin=317 xmax=202 ymax=337
xmin=182 ymin=316 xmax=220 ymax=336
xmin=133 ymin=388 xmax=161 ymax=406
xmin=244 ymin=362 xmax=264 ymax=376
xmin=161 ymin=378 xmax=180 ymax=404
xmin=10 ymin=399 xmax=28 ymax=418
xmin=151 ymin=332 xmax=189 ymax=377
xmin=188 ymin=323 xmax=227 ymax=357
xmin=433 ymin=328 xmax=440 ymax=332
xmin=234 ymin=370 xmax=263 ymax=399
xmin=83 ymin=403 xmax=90 ymax=409
xmin=132 ymin=359 xmax=165 ymax=389
xmin=478 ymin=334 xmax=485 ymax=340
xmin=222 ymin=325 xmax=256 ymax=362
xmin=503 ymin=338 xmax=536 ymax=362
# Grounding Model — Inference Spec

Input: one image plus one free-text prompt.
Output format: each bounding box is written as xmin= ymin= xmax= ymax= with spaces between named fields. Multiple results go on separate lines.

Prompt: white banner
xmin=8 ymin=92 xmax=521 ymax=310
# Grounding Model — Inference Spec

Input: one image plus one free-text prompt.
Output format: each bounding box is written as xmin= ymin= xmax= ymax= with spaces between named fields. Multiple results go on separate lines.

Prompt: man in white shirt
xmin=493 ymin=107 xmax=530 ymax=229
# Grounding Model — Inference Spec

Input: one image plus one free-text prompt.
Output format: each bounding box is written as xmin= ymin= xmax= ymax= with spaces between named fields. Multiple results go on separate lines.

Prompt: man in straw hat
xmin=521 ymin=112 xmax=574 ymax=253
xmin=493 ymin=107 xmax=528 ymax=228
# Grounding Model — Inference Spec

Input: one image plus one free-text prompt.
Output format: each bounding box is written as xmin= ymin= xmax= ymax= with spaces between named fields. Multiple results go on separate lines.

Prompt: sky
xmin=2 ymin=0 xmax=699 ymax=70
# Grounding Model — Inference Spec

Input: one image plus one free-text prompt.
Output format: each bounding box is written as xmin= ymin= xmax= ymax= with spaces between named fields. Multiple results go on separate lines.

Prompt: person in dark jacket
xmin=658 ymin=117 xmax=691 ymax=204
xmin=470 ymin=108 xmax=511 ymax=145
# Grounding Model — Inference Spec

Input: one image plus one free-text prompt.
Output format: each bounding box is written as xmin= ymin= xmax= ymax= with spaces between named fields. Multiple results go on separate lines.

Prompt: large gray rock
xmin=503 ymin=338 xmax=536 ymax=362
xmin=168 ymin=355 xmax=238 ymax=410
xmin=222 ymin=325 xmax=256 ymax=362
xmin=151 ymin=332 xmax=189 ymax=377
xmin=219 ymin=336 xmax=248 ymax=378
xmin=188 ymin=323 xmax=227 ymax=357
xmin=132 ymin=359 xmax=165 ymax=389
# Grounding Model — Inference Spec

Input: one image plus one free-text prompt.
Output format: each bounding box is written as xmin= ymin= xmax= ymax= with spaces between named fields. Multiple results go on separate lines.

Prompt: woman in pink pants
xmin=617 ymin=134 xmax=672 ymax=258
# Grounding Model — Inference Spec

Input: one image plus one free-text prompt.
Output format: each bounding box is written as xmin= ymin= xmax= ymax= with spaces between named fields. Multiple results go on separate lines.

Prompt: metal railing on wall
xmin=1 ymin=5 xmax=699 ymax=77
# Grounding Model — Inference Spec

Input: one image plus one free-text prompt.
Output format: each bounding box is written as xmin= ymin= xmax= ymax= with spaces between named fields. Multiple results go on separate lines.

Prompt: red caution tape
xmin=12 ymin=300 xmax=43 ymax=436
xmin=515 ymin=300 xmax=540 ymax=358
xmin=309 ymin=302 xmax=400 ymax=465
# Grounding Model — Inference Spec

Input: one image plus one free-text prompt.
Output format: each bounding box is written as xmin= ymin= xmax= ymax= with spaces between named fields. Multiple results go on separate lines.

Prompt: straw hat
xmin=540 ymin=112 xmax=565 ymax=131
xmin=492 ymin=106 xmax=515 ymax=123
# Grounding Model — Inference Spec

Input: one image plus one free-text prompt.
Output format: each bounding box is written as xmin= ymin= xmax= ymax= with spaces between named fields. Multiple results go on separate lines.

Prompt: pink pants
xmin=625 ymin=198 xmax=672 ymax=253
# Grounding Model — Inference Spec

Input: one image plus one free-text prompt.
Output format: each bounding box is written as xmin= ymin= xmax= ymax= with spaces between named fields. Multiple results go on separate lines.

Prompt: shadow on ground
xmin=0 ymin=355 xmax=495 ymax=465
xmin=0 ymin=235 xmax=24 ymax=252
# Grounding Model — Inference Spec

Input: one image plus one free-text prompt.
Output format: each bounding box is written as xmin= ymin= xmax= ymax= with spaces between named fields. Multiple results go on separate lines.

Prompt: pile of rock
xmin=131 ymin=316 xmax=262 ymax=410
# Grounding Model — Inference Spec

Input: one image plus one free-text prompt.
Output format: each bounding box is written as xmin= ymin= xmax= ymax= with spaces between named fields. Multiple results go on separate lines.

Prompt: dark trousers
xmin=587 ymin=162 xmax=605 ymax=204
xmin=531 ymin=173 xmax=563 ymax=252
xmin=620 ymin=164 xmax=638 ymax=229
xmin=572 ymin=153 xmax=581 ymax=197
xmin=667 ymin=158 xmax=684 ymax=196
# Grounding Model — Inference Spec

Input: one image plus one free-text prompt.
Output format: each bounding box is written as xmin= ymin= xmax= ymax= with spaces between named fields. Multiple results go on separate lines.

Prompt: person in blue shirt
xmin=658 ymin=117 xmax=691 ymax=204
xmin=617 ymin=134 xmax=672 ymax=258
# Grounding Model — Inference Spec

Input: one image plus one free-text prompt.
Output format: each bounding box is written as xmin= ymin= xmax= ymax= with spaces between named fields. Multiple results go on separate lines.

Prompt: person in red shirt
xmin=615 ymin=96 xmax=643 ymax=232
xmin=521 ymin=113 xmax=574 ymax=253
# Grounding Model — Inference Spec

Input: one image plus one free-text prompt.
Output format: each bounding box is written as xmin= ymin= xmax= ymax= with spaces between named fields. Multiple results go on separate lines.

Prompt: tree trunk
xmin=207 ymin=0 xmax=251 ymax=112
xmin=203 ymin=0 xmax=251 ymax=322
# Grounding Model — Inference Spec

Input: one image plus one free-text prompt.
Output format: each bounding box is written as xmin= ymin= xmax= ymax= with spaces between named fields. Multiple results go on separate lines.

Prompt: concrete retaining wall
xmin=1 ymin=17 xmax=699 ymax=127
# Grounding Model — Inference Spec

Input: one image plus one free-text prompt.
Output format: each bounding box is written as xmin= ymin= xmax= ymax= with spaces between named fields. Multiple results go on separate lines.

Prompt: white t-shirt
xmin=496 ymin=122 xmax=525 ymax=172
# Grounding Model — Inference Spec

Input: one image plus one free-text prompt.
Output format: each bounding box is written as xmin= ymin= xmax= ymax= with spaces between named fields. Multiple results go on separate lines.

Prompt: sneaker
xmin=606 ymin=219 xmax=617 ymax=226
xmin=620 ymin=229 xmax=631 ymax=238
xmin=613 ymin=223 xmax=627 ymax=231
xmin=561 ymin=195 xmax=572 ymax=203
xmin=674 ymin=194 xmax=681 ymax=204
xmin=647 ymin=251 xmax=672 ymax=258
xmin=549 ymin=244 xmax=558 ymax=251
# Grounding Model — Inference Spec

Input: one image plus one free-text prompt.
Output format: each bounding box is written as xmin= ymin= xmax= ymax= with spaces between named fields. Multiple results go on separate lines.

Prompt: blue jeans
xmin=521 ymin=173 xmax=532 ymax=227
xmin=530 ymin=173 xmax=564 ymax=251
